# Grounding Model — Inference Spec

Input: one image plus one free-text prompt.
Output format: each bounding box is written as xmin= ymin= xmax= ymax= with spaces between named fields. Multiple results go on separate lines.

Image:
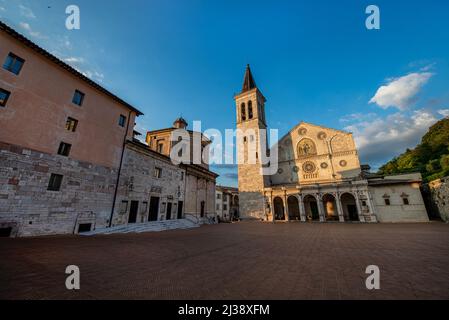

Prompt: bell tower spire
xmin=234 ymin=65 xmax=269 ymax=220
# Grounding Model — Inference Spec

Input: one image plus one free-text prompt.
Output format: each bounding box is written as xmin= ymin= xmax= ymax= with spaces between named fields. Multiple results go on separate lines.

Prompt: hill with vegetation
xmin=378 ymin=117 xmax=449 ymax=182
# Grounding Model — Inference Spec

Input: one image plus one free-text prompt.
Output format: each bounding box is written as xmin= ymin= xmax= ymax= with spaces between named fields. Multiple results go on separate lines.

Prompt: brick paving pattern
xmin=1 ymin=222 xmax=449 ymax=300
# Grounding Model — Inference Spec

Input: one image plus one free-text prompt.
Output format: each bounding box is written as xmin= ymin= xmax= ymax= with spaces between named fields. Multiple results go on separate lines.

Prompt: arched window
xmin=248 ymin=100 xmax=253 ymax=119
xmin=241 ymin=103 xmax=246 ymax=121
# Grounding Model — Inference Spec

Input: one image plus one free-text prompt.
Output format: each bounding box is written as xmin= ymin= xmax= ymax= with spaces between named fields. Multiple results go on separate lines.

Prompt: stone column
xmin=269 ymin=191 xmax=275 ymax=223
xmin=299 ymin=195 xmax=306 ymax=222
xmin=354 ymin=192 xmax=365 ymax=222
xmin=335 ymin=193 xmax=345 ymax=222
xmin=283 ymin=191 xmax=289 ymax=222
xmin=317 ymin=195 xmax=325 ymax=222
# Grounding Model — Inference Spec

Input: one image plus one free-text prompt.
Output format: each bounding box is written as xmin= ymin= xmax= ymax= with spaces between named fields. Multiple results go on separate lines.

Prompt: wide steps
xmin=80 ymin=219 xmax=199 ymax=236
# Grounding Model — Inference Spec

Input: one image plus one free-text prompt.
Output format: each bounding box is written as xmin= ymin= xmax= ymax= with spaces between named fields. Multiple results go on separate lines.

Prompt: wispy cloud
xmin=369 ymin=72 xmax=433 ymax=110
xmin=19 ymin=4 xmax=36 ymax=19
xmin=344 ymin=110 xmax=441 ymax=167
xmin=438 ymin=109 xmax=449 ymax=117
xmin=19 ymin=21 xmax=47 ymax=39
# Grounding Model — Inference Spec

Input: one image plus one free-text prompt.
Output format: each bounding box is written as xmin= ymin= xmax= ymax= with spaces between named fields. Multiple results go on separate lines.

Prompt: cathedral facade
xmin=235 ymin=66 xmax=429 ymax=223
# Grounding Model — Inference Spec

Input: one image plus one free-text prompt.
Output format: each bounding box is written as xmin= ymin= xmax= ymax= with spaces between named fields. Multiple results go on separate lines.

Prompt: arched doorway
xmin=303 ymin=195 xmax=319 ymax=221
xmin=273 ymin=197 xmax=285 ymax=221
xmin=322 ymin=194 xmax=338 ymax=221
xmin=287 ymin=196 xmax=300 ymax=221
xmin=341 ymin=193 xmax=359 ymax=221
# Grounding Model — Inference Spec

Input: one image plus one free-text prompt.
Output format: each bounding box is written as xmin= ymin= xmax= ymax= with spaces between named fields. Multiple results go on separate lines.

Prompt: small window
xmin=216 ymin=204 xmax=220 ymax=210
xmin=157 ymin=142 xmax=164 ymax=153
xmin=3 ymin=53 xmax=25 ymax=75
xmin=65 ymin=117 xmax=78 ymax=132
xmin=120 ymin=201 xmax=128 ymax=214
xmin=154 ymin=167 xmax=162 ymax=179
xmin=223 ymin=204 xmax=227 ymax=210
xmin=361 ymin=201 xmax=367 ymax=207
xmin=47 ymin=174 xmax=63 ymax=191
xmin=119 ymin=114 xmax=126 ymax=127
xmin=72 ymin=90 xmax=85 ymax=106
xmin=403 ymin=198 xmax=410 ymax=205
xmin=0 ymin=88 xmax=10 ymax=107
xmin=57 ymin=142 xmax=72 ymax=156
xmin=384 ymin=199 xmax=391 ymax=206
xmin=180 ymin=172 xmax=184 ymax=181
xmin=243 ymin=136 xmax=247 ymax=143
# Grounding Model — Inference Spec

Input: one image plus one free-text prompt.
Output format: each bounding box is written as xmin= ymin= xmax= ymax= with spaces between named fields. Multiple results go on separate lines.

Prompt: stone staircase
xmin=79 ymin=218 xmax=199 ymax=236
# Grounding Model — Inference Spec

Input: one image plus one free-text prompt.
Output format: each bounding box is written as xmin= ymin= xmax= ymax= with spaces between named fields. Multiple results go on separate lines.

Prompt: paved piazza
xmin=1 ymin=222 xmax=449 ymax=300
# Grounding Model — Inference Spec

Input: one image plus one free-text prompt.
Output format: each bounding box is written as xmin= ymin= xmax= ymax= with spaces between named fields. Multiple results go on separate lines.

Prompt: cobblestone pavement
xmin=1 ymin=222 xmax=449 ymax=300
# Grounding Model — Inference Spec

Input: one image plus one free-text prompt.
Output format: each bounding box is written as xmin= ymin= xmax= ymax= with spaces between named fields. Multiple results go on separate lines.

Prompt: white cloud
xmin=438 ymin=109 xmax=449 ymax=117
xmin=0 ymin=6 xmax=5 ymax=11
xmin=344 ymin=110 xmax=439 ymax=167
xmin=19 ymin=22 xmax=31 ymax=31
xmin=19 ymin=21 xmax=47 ymax=39
xmin=369 ymin=72 xmax=433 ymax=110
xmin=19 ymin=4 xmax=36 ymax=19
xmin=63 ymin=57 xmax=85 ymax=64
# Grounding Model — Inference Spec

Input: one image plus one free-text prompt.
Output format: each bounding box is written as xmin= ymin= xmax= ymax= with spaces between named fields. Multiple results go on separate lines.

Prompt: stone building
xmin=0 ymin=21 xmax=217 ymax=237
xmin=235 ymin=65 xmax=429 ymax=223
xmin=215 ymin=186 xmax=239 ymax=222
xmin=146 ymin=118 xmax=218 ymax=222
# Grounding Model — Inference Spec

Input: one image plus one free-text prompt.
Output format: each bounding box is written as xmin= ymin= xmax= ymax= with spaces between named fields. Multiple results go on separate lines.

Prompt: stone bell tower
xmin=235 ymin=65 xmax=269 ymax=220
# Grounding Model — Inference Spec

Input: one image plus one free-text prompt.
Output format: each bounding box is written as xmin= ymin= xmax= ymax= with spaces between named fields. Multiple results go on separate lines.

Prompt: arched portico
xmin=322 ymin=193 xmax=339 ymax=221
xmin=273 ymin=197 xmax=285 ymax=221
xmin=340 ymin=193 xmax=359 ymax=221
xmin=287 ymin=196 xmax=300 ymax=221
xmin=303 ymin=194 xmax=320 ymax=221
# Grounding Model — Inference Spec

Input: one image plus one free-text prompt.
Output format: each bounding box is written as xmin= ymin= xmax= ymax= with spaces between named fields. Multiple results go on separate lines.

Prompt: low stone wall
xmin=0 ymin=142 xmax=117 ymax=237
xmin=424 ymin=177 xmax=449 ymax=222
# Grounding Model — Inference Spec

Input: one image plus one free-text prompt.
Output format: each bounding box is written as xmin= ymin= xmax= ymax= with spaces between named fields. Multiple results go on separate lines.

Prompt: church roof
xmin=241 ymin=64 xmax=257 ymax=93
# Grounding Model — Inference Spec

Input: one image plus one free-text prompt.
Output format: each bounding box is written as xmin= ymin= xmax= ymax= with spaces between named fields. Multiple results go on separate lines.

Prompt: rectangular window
xmin=120 ymin=201 xmax=128 ymax=214
xmin=119 ymin=114 xmax=126 ymax=127
xmin=72 ymin=90 xmax=85 ymax=106
xmin=3 ymin=53 xmax=25 ymax=75
xmin=403 ymin=198 xmax=410 ymax=205
xmin=223 ymin=204 xmax=227 ymax=210
xmin=47 ymin=174 xmax=63 ymax=191
xmin=0 ymin=88 xmax=10 ymax=107
xmin=216 ymin=204 xmax=220 ymax=210
xmin=217 ymin=194 xmax=221 ymax=199
xmin=154 ymin=167 xmax=162 ymax=179
xmin=180 ymin=172 xmax=184 ymax=181
xmin=65 ymin=117 xmax=78 ymax=132
xmin=384 ymin=199 xmax=390 ymax=206
xmin=57 ymin=142 xmax=72 ymax=156
xmin=157 ymin=141 xmax=164 ymax=153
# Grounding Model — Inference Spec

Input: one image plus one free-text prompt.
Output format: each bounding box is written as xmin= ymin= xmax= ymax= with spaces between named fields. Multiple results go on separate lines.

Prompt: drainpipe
xmin=109 ymin=110 xmax=132 ymax=228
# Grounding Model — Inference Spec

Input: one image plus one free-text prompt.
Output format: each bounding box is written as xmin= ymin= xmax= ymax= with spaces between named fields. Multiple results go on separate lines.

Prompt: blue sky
xmin=1 ymin=0 xmax=449 ymax=187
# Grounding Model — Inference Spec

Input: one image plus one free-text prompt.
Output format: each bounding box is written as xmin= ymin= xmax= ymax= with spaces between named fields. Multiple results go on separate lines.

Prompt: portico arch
xmin=303 ymin=194 xmax=319 ymax=221
xmin=340 ymin=193 xmax=359 ymax=221
xmin=273 ymin=197 xmax=285 ymax=221
xmin=322 ymin=193 xmax=338 ymax=221
xmin=287 ymin=196 xmax=300 ymax=221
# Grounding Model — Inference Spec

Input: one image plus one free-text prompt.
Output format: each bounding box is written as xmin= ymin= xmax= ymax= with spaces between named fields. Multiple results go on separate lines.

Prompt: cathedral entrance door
xmin=348 ymin=205 xmax=358 ymax=221
xmin=310 ymin=202 xmax=319 ymax=221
